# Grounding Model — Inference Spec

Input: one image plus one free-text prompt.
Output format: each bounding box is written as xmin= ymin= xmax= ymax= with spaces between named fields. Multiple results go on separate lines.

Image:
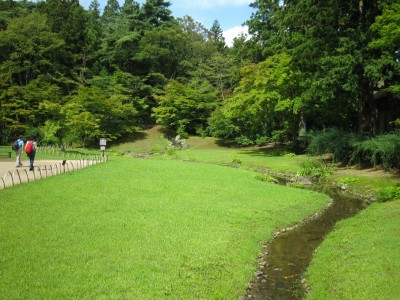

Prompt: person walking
xmin=14 ymin=135 xmax=24 ymax=168
xmin=26 ymin=136 xmax=37 ymax=171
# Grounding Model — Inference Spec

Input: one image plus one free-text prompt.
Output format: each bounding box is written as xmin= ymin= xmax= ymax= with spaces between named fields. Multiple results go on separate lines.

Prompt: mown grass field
xmin=305 ymin=200 xmax=400 ymax=299
xmin=2 ymin=126 xmax=400 ymax=299
xmin=0 ymin=157 xmax=329 ymax=299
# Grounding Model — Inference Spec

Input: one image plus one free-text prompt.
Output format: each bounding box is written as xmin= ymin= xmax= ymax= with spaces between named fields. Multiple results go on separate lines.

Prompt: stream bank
xmin=243 ymin=179 xmax=370 ymax=299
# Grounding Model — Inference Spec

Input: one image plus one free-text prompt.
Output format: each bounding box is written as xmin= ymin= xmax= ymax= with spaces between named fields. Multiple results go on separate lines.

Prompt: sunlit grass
xmin=0 ymin=157 xmax=329 ymax=299
xmin=305 ymin=200 xmax=400 ymax=299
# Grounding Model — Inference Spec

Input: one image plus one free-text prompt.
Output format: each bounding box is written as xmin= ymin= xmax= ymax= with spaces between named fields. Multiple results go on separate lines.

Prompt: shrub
xmin=284 ymin=152 xmax=296 ymax=157
xmin=338 ymin=177 xmax=359 ymax=184
xmin=230 ymin=153 xmax=242 ymax=165
xmin=255 ymin=136 xmax=269 ymax=146
xmin=305 ymin=129 xmax=400 ymax=170
xmin=255 ymin=173 xmax=277 ymax=183
xmin=297 ymin=159 xmax=334 ymax=179
xmin=304 ymin=128 xmax=365 ymax=163
xmin=377 ymin=186 xmax=400 ymax=202
xmin=234 ymin=135 xmax=254 ymax=146
xmin=351 ymin=131 xmax=400 ymax=170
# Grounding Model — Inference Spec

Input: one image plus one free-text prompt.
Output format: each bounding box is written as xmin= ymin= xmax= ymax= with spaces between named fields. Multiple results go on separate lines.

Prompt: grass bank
xmin=109 ymin=126 xmax=400 ymax=299
xmin=305 ymin=200 xmax=400 ymax=299
xmin=0 ymin=157 xmax=329 ymax=298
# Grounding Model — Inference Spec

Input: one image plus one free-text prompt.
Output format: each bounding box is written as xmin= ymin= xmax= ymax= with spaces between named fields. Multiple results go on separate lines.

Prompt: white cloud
xmin=223 ymin=25 xmax=249 ymax=47
xmin=174 ymin=0 xmax=252 ymax=9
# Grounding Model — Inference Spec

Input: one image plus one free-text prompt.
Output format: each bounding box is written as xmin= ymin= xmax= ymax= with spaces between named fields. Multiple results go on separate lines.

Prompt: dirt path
xmin=0 ymin=158 xmax=74 ymax=189
xmin=0 ymin=158 xmax=66 ymax=177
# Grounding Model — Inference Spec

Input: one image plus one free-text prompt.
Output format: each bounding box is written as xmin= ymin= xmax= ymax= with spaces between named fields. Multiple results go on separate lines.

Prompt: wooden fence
xmin=0 ymin=154 xmax=107 ymax=190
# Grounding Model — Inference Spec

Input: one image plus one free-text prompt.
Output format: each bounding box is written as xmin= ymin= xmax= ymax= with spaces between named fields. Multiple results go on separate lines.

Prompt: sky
xmin=78 ymin=0 xmax=255 ymax=46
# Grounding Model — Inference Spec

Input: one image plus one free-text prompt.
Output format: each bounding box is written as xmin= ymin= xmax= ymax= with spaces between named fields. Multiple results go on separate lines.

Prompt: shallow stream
xmin=246 ymin=182 xmax=368 ymax=299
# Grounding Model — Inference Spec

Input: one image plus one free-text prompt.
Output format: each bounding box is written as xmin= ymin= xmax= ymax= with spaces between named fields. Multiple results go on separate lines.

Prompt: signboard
xmin=100 ymin=138 xmax=106 ymax=156
xmin=100 ymin=138 xmax=107 ymax=146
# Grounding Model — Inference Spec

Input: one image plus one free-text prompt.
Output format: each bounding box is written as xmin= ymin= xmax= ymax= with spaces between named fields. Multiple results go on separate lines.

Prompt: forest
xmin=0 ymin=0 xmax=399 ymax=149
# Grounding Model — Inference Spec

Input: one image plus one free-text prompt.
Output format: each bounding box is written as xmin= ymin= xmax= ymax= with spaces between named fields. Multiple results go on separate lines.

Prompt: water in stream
xmin=246 ymin=183 xmax=368 ymax=299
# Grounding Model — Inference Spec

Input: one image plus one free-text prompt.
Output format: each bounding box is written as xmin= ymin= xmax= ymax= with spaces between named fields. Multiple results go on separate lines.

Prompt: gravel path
xmin=0 ymin=158 xmax=66 ymax=176
xmin=0 ymin=158 xmax=71 ymax=189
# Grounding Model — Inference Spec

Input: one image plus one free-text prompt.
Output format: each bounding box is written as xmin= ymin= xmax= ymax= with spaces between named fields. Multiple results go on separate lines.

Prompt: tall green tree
xmin=369 ymin=2 xmax=400 ymax=97
xmin=0 ymin=12 xmax=64 ymax=86
xmin=102 ymin=0 xmax=120 ymax=25
xmin=41 ymin=0 xmax=89 ymax=84
xmin=208 ymin=53 xmax=301 ymax=143
xmin=152 ymin=79 xmax=219 ymax=136
xmin=247 ymin=0 xmax=398 ymax=135
xmin=139 ymin=0 xmax=173 ymax=28
xmin=133 ymin=24 xmax=195 ymax=79
xmin=209 ymin=19 xmax=226 ymax=51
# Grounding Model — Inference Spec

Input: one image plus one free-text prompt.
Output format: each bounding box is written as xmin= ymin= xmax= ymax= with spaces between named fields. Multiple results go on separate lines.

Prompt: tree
xmin=152 ymin=79 xmax=219 ymax=136
xmin=139 ymin=0 xmax=173 ymax=28
xmin=80 ymin=0 xmax=104 ymax=82
xmin=208 ymin=53 xmax=302 ymax=144
xmin=369 ymin=3 xmax=400 ymax=97
xmin=133 ymin=24 xmax=195 ymax=79
xmin=209 ymin=19 xmax=226 ymax=51
xmin=0 ymin=12 xmax=64 ymax=86
xmin=178 ymin=15 xmax=209 ymax=42
xmin=102 ymin=0 xmax=120 ymax=25
xmin=41 ymin=0 xmax=89 ymax=83
xmin=246 ymin=0 xmax=399 ymax=135
xmin=62 ymin=101 xmax=101 ymax=147
xmin=191 ymin=53 xmax=240 ymax=100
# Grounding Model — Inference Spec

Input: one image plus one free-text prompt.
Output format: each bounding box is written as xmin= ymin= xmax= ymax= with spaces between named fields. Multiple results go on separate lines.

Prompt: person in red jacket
xmin=26 ymin=136 xmax=37 ymax=171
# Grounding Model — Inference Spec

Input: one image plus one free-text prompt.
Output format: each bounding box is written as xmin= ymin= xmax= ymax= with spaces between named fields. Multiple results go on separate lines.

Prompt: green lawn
xmin=0 ymin=157 xmax=329 ymax=299
xmin=305 ymin=200 xmax=400 ymax=299
xmin=2 ymin=127 xmax=399 ymax=299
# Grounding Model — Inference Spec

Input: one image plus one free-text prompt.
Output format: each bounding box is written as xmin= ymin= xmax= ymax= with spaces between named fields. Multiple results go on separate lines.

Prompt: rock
xmin=291 ymin=176 xmax=313 ymax=185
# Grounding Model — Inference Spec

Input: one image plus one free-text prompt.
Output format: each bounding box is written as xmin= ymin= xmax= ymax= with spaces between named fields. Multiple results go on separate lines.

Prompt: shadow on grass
xmin=117 ymin=132 xmax=148 ymax=144
xmin=237 ymin=145 xmax=289 ymax=157
xmin=110 ymin=126 xmax=178 ymax=147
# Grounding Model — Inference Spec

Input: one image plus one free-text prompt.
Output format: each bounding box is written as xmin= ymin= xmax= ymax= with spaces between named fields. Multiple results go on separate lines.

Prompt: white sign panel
xmin=100 ymin=138 xmax=107 ymax=146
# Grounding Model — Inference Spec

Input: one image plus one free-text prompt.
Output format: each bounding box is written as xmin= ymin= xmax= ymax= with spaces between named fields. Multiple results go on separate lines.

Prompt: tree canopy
xmin=0 ymin=0 xmax=399 ymax=146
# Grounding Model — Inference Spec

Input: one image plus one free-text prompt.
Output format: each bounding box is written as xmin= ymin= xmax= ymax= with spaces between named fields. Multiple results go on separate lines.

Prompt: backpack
xmin=12 ymin=140 xmax=19 ymax=151
xmin=25 ymin=141 xmax=33 ymax=154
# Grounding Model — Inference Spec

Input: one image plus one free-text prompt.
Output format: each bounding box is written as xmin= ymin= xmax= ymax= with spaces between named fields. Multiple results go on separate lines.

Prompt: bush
xmin=351 ymin=131 xmax=400 ymax=170
xmin=255 ymin=173 xmax=277 ymax=183
xmin=305 ymin=129 xmax=400 ymax=170
xmin=304 ymin=128 xmax=365 ymax=163
xmin=230 ymin=153 xmax=242 ymax=165
xmin=377 ymin=186 xmax=400 ymax=202
xmin=255 ymin=136 xmax=269 ymax=146
xmin=297 ymin=159 xmax=334 ymax=179
xmin=234 ymin=135 xmax=254 ymax=146
xmin=337 ymin=177 xmax=359 ymax=184
xmin=284 ymin=152 xmax=296 ymax=157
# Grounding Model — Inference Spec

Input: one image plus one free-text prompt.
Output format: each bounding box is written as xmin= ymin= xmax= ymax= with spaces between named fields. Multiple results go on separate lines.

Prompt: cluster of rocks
xmin=168 ymin=135 xmax=189 ymax=149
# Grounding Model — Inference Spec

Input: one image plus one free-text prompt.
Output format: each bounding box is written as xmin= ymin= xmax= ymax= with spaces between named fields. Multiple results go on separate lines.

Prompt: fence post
xmin=8 ymin=171 xmax=14 ymax=186
xmin=15 ymin=170 xmax=22 ymax=184
xmin=23 ymin=169 xmax=30 ymax=183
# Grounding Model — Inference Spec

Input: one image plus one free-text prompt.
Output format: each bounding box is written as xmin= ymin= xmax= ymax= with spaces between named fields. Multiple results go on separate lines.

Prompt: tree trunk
xmin=358 ymin=82 xmax=377 ymax=136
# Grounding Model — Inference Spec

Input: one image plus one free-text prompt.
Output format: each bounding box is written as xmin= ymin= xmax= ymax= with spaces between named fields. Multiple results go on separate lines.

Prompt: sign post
xmin=99 ymin=138 xmax=107 ymax=156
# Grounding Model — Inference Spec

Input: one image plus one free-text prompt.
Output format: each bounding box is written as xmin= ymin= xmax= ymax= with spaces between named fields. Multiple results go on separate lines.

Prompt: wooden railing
xmin=0 ymin=155 xmax=108 ymax=190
